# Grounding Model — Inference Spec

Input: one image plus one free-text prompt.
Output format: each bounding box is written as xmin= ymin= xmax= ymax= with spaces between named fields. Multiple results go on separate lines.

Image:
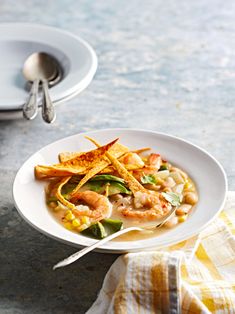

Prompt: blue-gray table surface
xmin=0 ymin=0 xmax=234 ymax=313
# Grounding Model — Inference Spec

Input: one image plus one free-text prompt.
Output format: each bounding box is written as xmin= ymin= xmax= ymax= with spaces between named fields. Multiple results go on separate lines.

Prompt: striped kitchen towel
xmin=86 ymin=191 xmax=235 ymax=313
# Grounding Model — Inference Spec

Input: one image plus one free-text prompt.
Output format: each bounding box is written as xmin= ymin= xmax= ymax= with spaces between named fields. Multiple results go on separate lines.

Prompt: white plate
xmin=13 ymin=129 xmax=227 ymax=253
xmin=0 ymin=23 xmax=97 ymax=111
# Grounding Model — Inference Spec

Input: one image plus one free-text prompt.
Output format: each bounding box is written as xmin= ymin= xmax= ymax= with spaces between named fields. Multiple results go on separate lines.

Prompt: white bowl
xmin=0 ymin=23 xmax=97 ymax=111
xmin=13 ymin=129 xmax=227 ymax=253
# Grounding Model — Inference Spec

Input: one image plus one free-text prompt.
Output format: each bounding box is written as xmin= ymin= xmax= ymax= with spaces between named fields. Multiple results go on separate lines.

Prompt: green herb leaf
xmin=90 ymin=174 xmax=125 ymax=184
xmin=82 ymin=222 xmax=107 ymax=239
xmin=102 ymin=218 xmax=123 ymax=232
xmin=82 ymin=219 xmax=123 ymax=239
xmin=141 ymin=174 xmax=157 ymax=185
xmin=83 ymin=181 xmax=131 ymax=195
xmin=108 ymin=182 xmax=132 ymax=195
xmin=159 ymin=164 xmax=168 ymax=171
xmin=162 ymin=192 xmax=181 ymax=206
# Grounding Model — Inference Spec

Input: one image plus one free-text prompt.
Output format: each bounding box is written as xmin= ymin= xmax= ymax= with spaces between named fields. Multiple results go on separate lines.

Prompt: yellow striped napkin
xmin=86 ymin=192 xmax=235 ymax=314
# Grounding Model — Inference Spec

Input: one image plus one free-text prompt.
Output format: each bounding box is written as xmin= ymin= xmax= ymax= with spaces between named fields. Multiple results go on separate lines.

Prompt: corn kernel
xmin=178 ymin=215 xmax=187 ymax=223
xmin=65 ymin=211 xmax=75 ymax=221
xmin=157 ymin=178 xmax=164 ymax=185
xmin=72 ymin=219 xmax=81 ymax=227
xmin=184 ymin=181 xmax=192 ymax=190
xmin=64 ymin=222 xmax=73 ymax=230
xmin=81 ymin=216 xmax=90 ymax=225
xmin=77 ymin=224 xmax=88 ymax=232
xmin=65 ymin=209 xmax=72 ymax=215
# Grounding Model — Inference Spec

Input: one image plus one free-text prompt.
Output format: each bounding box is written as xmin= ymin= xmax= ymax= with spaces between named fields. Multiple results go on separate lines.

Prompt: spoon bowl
xmin=23 ymin=52 xmax=58 ymax=82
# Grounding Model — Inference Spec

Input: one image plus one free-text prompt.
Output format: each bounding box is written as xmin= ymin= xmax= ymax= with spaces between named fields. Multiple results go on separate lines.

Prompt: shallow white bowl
xmin=13 ymin=129 xmax=227 ymax=253
xmin=0 ymin=23 xmax=97 ymax=111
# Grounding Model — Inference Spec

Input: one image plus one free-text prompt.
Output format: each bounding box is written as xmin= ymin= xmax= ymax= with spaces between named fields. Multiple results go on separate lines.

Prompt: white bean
xmin=163 ymin=177 xmax=176 ymax=188
xmin=170 ymin=171 xmax=185 ymax=184
xmin=171 ymin=167 xmax=188 ymax=180
xmin=155 ymin=170 xmax=170 ymax=180
xmin=173 ymin=183 xmax=184 ymax=194
xmin=184 ymin=192 xmax=198 ymax=205
xmin=164 ymin=216 xmax=178 ymax=228
xmin=176 ymin=204 xmax=192 ymax=216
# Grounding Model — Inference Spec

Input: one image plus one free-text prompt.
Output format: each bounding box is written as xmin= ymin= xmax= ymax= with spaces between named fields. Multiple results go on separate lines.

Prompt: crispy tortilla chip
xmin=59 ymin=142 xmax=129 ymax=163
xmin=101 ymin=163 xmax=144 ymax=173
xmin=35 ymin=159 xmax=142 ymax=179
xmin=105 ymin=151 xmax=146 ymax=194
xmin=55 ymin=138 xmax=118 ymax=169
xmin=35 ymin=139 xmax=118 ymax=180
xmin=131 ymin=147 xmax=151 ymax=154
xmin=55 ymin=176 xmax=76 ymax=210
xmin=35 ymin=165 xmax=86 ymax=179
xmin=85 ymin=137 xmax=146 ymax=194
xmin=58 ymin=144 xmax=145 ymax=176
xmin=58 ymin=152 xmax=83 ymax=163
xmin=70 ymin=142 xmax=129 ymax=196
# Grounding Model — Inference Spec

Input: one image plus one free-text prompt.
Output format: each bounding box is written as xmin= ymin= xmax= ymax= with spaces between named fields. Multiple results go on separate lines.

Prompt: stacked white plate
xmin=0 ymin=23 xmax=98 ymax=120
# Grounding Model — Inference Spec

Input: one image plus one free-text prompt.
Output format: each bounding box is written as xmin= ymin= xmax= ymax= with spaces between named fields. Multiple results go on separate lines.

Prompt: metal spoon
xmin=22 ymin=52 xmax=59 ymax=123
xmin=53 ymin=206 xmax=177 ymax=270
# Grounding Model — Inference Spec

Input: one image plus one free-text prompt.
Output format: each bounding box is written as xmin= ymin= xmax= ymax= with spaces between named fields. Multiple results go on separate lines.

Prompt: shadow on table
xmin=0 ymin=205 xmax=118 ymax=314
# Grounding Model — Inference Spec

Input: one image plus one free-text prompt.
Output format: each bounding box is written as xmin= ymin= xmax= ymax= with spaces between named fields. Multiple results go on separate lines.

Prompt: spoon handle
xmin=22 ymin=79 xmax=39 ymax=120
xmin=41 ymin=79 xmax=56 ymax=123
xmin=53 ymin=227 xmax=142 ymax=270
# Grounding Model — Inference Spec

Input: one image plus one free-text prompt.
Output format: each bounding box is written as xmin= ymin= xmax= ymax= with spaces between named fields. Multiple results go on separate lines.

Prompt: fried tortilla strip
xmin=35 ymin=166 xmax=85 ymax=179
xmin=58 ymin=152 xmax=83 ymax=162
xmin=131 ymin=147 xmax=151 ymax=154
xmin=36 ymin=155 xmax=142 ymax=179
xmin=85 ymin=137 xmax=146 ymax=194
xmin=101 ymin=163 xmax=144 ymax=173
xmin=56 ymin=138 xmax=118 ymax=168
xmin=70 ymin=142 xmax=129 ymax=196
xmin=35 ymin=139 xmax=118 ymax=180
xmin=55 ymin=176 xmax=76 ymax=210
xmin=59 ymin=145 xmax=145 ymax=175
xmin=59 ymin=142 xmax=129 ymax=163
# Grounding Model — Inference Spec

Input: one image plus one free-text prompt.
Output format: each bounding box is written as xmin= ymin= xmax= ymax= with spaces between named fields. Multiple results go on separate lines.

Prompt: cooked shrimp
xmin=132 ymin=153 xmax=163 ymax=181
xmin=147 ymin=153 xmax=162 ymax=168
xmin=121 ymin=191 xmax=172 ymax=221
xmin=121 ymin=207 xmax=169 ymax=220
xmin=70 ymin=191 xmax=112 ymax=221
xmin=119 ymin=152 xmax=145 ymax=168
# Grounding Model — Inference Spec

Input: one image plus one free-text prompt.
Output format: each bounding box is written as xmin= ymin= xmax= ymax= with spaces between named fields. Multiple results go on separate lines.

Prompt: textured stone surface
xmin=0 ymin=0 xmax=234 ymax=313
